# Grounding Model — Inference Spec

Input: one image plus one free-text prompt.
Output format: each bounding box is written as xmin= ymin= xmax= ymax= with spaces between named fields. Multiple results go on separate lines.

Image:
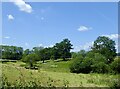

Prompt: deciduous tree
xmin=92 ymin=36 xmax=116 ymax=63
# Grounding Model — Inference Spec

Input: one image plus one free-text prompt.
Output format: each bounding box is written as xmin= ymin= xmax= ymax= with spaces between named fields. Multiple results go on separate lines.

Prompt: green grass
xmin=36 ymin=59 xmax=72 ymax=73
xmin=1 ymin=60 xmax=120 ymax=87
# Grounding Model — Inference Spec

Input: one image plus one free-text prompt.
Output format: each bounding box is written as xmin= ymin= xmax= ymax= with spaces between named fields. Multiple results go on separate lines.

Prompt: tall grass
xmin=2 ymin=61 xmax=120 ymax=88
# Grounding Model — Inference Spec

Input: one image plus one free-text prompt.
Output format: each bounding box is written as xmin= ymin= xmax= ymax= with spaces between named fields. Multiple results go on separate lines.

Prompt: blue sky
xmin=2 ymin=1 xmax=119 ymax=52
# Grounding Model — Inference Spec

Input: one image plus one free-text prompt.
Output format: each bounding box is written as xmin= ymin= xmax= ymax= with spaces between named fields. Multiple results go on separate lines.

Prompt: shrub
xmin=85 ymin=51 xmax=95 ymax=59
xmin=72 ymin=52 xmax=78 ymax=59
xmin=70 ymin=51 xmax=112 ymax=74
xmin=86 ymin=52 xmax=111 ymax=73
xmin=110 ymin=57 xmax=120 ymax=74
xmin=69 ymin=56 xmax=83 ymax=73
xmin=70 ymin=56 xmax=92 ymax=73
xmin=93 ymin=53 xmax=107 ymax=63
xmin=21 ymin=53 xmax=40 ymax=68
xmin=80 ymin=57 xmax=93 ymax=73
xmin=91 ymin=62 xmax=111 ymax=73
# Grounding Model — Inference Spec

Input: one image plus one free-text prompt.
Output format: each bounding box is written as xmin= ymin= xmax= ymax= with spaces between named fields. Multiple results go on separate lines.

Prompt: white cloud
xmin=4 ymin=36 xmax=10 ymax=39
xmin=7 ymin=15 xmax=14 ymax=20
xmin=11 ymin=0 xmax=32 ymax=13
xmin=101 ymin=34 xmax=120 ymax=39
xmin=78 ymin=26 xmax=92 ymax=32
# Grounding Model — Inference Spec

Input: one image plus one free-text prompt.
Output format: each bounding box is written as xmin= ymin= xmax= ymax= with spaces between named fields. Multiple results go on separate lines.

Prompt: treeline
xmin=0 ymin=45 xmax=23 ymax=60
xmin=0 ymin=39 xmax=73 ymax=62
xmin=0 ymin=36 xmax=120 ymax=74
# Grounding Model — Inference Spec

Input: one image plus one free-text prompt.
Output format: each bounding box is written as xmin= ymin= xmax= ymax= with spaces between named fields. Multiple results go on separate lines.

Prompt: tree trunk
xmin=30 ymin=62 xmax=33 ymax=68
xmin=43 ymin=59 xmax=44 ymax=63
xmin=63 ymin=57 xmax=66 ymax=61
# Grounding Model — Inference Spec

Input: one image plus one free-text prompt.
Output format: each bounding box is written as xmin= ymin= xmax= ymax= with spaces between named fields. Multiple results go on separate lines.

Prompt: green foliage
xmin=93 ymin=53 xmax=107 ymax=63
xmin=78 ymin=50 xmax=86 ymax=57
xmin=32 ymin=46 xmax=44 ymax=54
xmin=110 ymin=57 xmax=120 ymax=74
xmin=90 ymin=53 xmax=111 ymax=73
xmin=2 ymin=60 xmax=119 ymax=87
xmin=54 ymin=38 xmax=73 ymax=60
xmin=71 ymin=52 xmax=78 ymax=59
xmin=39 ymin=47 xmax=52 ymax=63
xmin=1 ymin=45 xmax=23 ymax=60
xmin=85 ymin=51 xmax=95 ymax=59
xmin=91 ymin=62 xmax=111 ymax=73
xmin=72 ymin=50 xmax=86 ymax=59
xmin=22 ymin=53 xmax=39 ymax=68
xmin=92 ymin=36 xmax=117 ymax=63
xmin=80 ymin=57 xmax=93 ymax=73
xmin=70 ymin=56 xmax=93 ymax=73
xmin=22 ymin=49 xmax=31 ymax=59
xmin=70 ymin=51 xmax=112 ymax=74
xmin=1 ymin=37 xmax=118 ymax=75
xmin=70 ymin=56 xmax=88 ymax=73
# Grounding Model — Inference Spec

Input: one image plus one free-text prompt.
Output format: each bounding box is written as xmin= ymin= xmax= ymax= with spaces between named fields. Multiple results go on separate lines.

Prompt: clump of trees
xmin=1 ymin=45 xmax=23 ymax=60
xmin=70 ymin=36 xmax=119 ymax=74
xmin=21 ymin=53 xmax=39 ymax=68
xmin=21 ymin=38 xmax=73 ymax=68
xmin=1 ymin=38 xmax=72 ymax=60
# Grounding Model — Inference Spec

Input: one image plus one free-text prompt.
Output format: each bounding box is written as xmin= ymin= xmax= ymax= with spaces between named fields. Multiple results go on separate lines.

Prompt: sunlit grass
xmin=2 ymin=60 xmax=119 ymax=87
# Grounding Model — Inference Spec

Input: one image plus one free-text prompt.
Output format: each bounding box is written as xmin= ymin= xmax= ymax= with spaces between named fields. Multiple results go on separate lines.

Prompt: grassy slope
xmin=36 ymin=59 xmax=72 ymax=73
xmin=1 ymin=60 xmax=119 ymax=87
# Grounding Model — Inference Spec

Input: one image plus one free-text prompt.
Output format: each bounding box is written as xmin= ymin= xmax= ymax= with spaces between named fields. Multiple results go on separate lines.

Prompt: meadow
xmin=1 ymin=59 xmax=119 ymax=88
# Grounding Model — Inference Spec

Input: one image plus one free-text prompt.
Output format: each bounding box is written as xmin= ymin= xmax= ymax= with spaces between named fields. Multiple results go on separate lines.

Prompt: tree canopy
xmin=54 ymin=38 xmax=73 ymax=60
xmin=92 ymin=36 xmax=116 ymax=63
xmin=1 ymin=45 xmax=23 ymax=60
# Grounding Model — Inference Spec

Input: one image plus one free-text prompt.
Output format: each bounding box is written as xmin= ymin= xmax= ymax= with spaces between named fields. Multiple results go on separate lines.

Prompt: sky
xmin=1 ymin=0 xmax=119 ymax=52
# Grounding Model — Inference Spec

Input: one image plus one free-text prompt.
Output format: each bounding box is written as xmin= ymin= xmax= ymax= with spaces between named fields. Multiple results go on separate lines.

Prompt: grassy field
xmin=1 ymin=60 xmax=120 ymax=87
xmin=36 ymin=59 xmax=72 ymax=73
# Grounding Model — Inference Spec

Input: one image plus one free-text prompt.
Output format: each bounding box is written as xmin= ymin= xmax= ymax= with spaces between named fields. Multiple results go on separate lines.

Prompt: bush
xmin=21 ymin=53 xmax=40 ymax=68
xmin=70 ymin=56 xmax=92 ymax=73
xmin=85 ymin=51 xmax=95 ymax=59
xmin=69 ymin=56 xmax=83 ymax=73
xmin=72 ymin=52 xmax=78 ymax=59
xmin=70 ymin=51 xmax=112 ymax=74
xmin=110 ymin=57 xmax=120 ymax=74
xmin=93 ymin=53 xmax=107 ymax=63
xmin=91 ymin=62 xmax=111 ymax=73
xmin=86 ymin=52 xmax=111 ymax=73
xmin=81 ymin=57 xmax=93 ymax=73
